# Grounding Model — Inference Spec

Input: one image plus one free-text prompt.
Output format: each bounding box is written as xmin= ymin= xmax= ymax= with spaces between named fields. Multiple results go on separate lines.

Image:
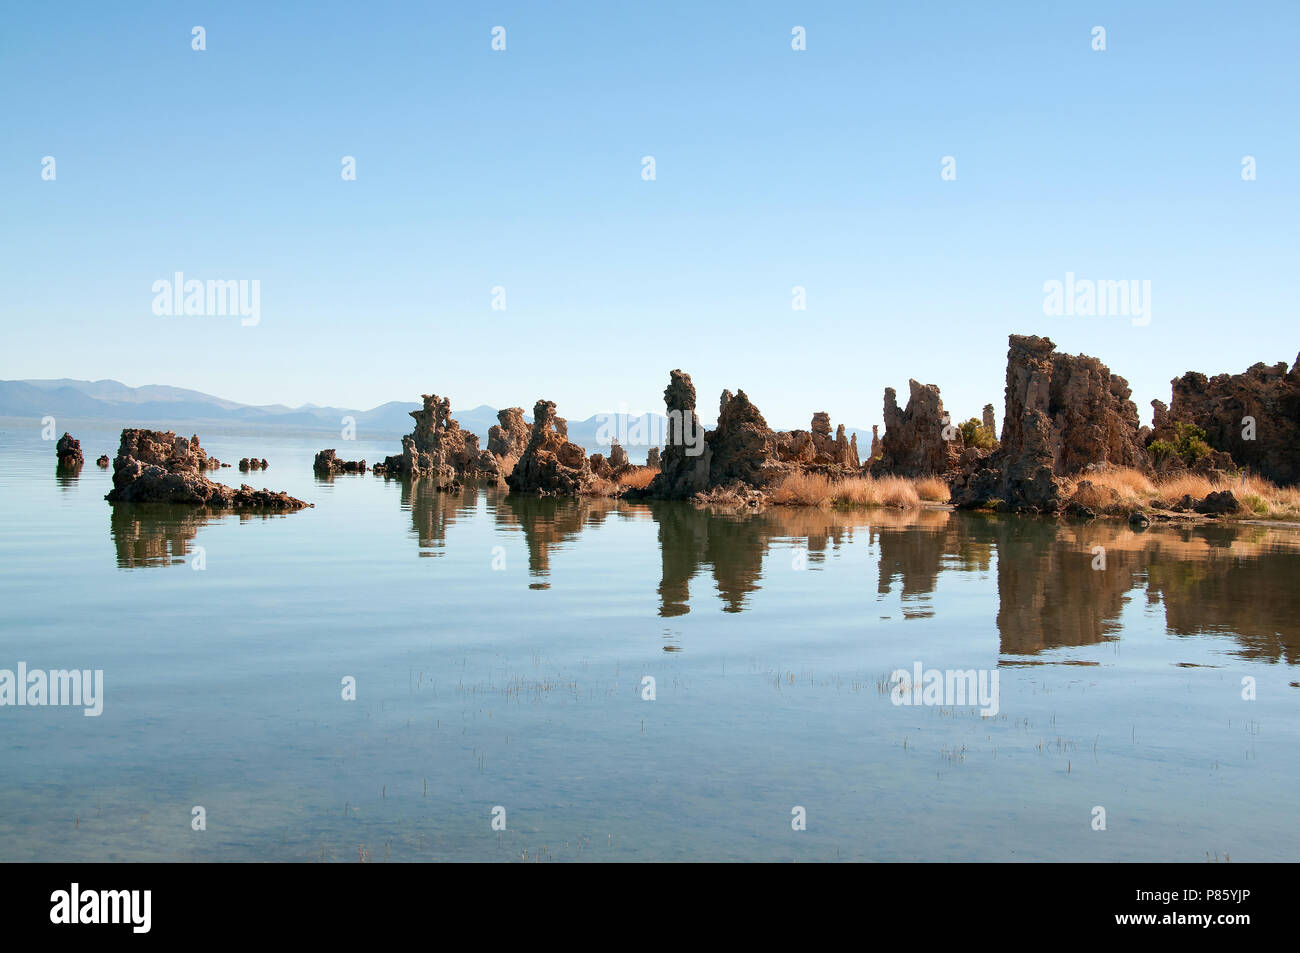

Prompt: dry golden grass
xmin=768 ymin=471 xmax=833 ymax=506
xmin=616 ymin=466 xmax=658 ymax=490
xmin=767 ymin=473 xmax=936 ymax=509
xmin=1065 ymin=467 xmax=1300 ymax=521
xmin=915 ymin=476 xmax=952 ymax=503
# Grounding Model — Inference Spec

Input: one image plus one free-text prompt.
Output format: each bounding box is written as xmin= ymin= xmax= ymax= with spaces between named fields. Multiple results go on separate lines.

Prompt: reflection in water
xmin=109 ymin=505 xmax=218 ymax=568
xmin=651 ymin=502 xmax=873 ymax=615
xmin=468 ymin=488 xmax=1300 ymax=662
xmin=109 ymin=505 xmax=284 ymax=568
xmin=403 ymin=477 xmax=481 ymax=556
xmin=55 ymin=467 xmax=82 ymax=491
xmin=493 ymin=493 xmax=621 ymax=588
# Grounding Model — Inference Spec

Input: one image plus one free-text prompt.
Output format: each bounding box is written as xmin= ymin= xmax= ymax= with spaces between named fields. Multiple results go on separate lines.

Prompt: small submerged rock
xmin=96 ymin=454 xmax=110 ymax=468
xmin=313 ymin=449 xmax=367 ymax=474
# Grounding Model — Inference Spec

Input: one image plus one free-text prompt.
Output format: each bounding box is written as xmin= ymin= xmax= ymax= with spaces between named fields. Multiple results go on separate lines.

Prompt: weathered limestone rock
xmin=608 ymin=440 xmax=629 ymax=473
xmin=982 ymin=404 xmax=996 ymax=434
xmin=709 ymin=389 xmax=783 ymax=487
xmin=486 ymin=407 xmax=530 ymax=475
xmin=870 ymin=425 xmax=881 ymax=460
xmin=381 ymin=393 xmax=483 ymax=479
xmin=872 ymin=380 xmax=963 ymax=477
xmin=952 ymin=334 xmax=1148 ymax=512
xmin=1152 ymin=355 xmax=1300 ymax=485
xmin=96 ymin=454 xmax=110 ymax=468
xmin=775 ymin=413 xmax=860 ymax=469
xmin=506 ymin=400 xmax=595 ymax=494
xmin=106 ymin=430 xmax=310 ymax=508
xmin=639 ymin=370 xmax=713 ymax=499
xmin=313 ymin=449 xmax=367 ymax=473
xmin=55 ymin=432 xmax=84 ymax=470
xmin=646 ymin=446 xmax=661 ymax=469
xmin=239 ymin=458 xmax=269 ymax=471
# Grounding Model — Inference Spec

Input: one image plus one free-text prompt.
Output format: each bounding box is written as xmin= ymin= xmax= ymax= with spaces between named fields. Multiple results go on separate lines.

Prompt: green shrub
xmin=958 ymin=418 xmax=996 ymax=451
xmin=1148 ymin=439 xmax=1177 ymax=466
xmin=1151 ymin=423 xmax=1216 ymax=467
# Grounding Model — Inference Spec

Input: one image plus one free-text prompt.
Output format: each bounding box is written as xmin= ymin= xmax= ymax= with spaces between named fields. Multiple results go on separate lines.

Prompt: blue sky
xmin=1 ymin=1 xmax=1296 ymax=428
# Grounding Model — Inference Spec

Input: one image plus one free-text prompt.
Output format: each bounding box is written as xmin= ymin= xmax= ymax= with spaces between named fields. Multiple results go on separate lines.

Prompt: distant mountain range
xmin=0 ymin=379 xmax=873 ymax=456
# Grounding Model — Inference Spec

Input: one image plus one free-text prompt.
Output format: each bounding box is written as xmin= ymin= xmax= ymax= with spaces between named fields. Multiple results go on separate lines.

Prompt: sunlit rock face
xmin=951 ymin=334 xmax=1148 ymax=512
xmin=106 ymin=429 xmax=310 ymax=509
xmin=872 ymin=380 xmax=963 ymax=478
xmin=506 ymin=399 xmax=595 ymax=495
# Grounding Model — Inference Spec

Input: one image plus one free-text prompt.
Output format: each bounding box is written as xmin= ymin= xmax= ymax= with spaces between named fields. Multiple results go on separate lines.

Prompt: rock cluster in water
xmin=313 ymin=449 xmax=367 ymax=473
xmin=105 ymin=430 xmax=310 ymax=508
xmin=506 ymin=399 xmax=595 ymax=494
xmin=56 ymin=432 xmax=84 ymax=470
xmin=376 ymin=393 xmax=491 ymax=481
xmin=239 ymin=457 xmax=269 ymax=471
xmin=297 ymin=335 xmax=1300 ymax=515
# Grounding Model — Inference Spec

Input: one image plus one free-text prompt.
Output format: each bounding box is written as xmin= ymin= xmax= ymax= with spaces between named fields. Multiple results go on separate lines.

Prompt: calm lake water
xmin=2 ymin=422 xmax=1298 ymax=862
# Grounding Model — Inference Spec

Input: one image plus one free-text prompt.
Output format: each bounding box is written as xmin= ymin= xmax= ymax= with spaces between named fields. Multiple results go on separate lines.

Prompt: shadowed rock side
xmin=105 ymin=429 xmax=310 ymax=508
xmin=506 ymin=400 xmax=594 ymax=494
xmin=951 ymin=334 xmax=1148 ymax=512
xmin=377 ymin=394 xmax=483 ymax=480
xmin=313 ymin=449 xmax=367 ymax=474
xmin=872 ymin=380 xmax=964 ymax=477
xmin=709 ymin=388 xmax=784 ymax=487
xmin=1150 ymin=354 xmax=1300 ymax=485
xmin=55 ymin=432 xmax=83 ymax=470
xmin=640 ymin=370 xmax=712 ymax=498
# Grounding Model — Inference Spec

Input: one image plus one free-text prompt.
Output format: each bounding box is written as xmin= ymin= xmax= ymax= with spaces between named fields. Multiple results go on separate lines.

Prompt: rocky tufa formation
xmin=506 ymin=399 xmax=595 ymax=495
xmin=1150 ymin=355 xmax=1300 ymax=485
xmin=871 ymin=381 xmax=964 ymax=477
xmin=640 ymin=370 xmax=714 ymax=499
xmin=313 ymin=449 xmax=367 ymax=474
xmin=96 ymin=454 xmax=110 ymax=468
xmin=952 ymin=335 xmax=1148 ymax=512
xmin=774 ymin=412 xmax=860 ymax=469
xmin=646 ymin=446 xmax=661 ymax=469
xmin=239 ymin=457 xmax=269 ymax=471
xmin=105 ymin=430 xmax=310 ymax=508
xmin=55 ymin=433 xmax=84 ymax=470
xmin=480 ymin=406 xmax=531 ymax=480
xmin=380 ymin=394 xmax=484 ymax=480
